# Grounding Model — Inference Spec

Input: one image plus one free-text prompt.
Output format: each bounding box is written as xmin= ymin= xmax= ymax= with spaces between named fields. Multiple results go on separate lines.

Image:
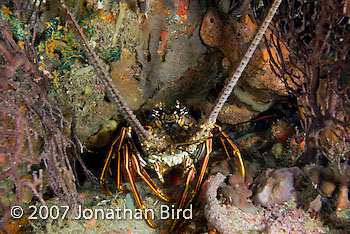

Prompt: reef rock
xmin=200 ymin=7 xmax=290 ymax=110
xmin=203 ymin=172 xmax=327 ymax=234
xmin=253 ymin=167 xmax=303 ymax=207
xmin=221 ymin=169 xmax=258 ymax=213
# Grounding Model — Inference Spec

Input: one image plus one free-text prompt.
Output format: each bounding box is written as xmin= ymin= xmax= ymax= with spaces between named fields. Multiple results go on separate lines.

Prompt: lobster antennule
xmin=58 ymin=0 xmax=166 ymax=148
xmin=201 ymin=0 xmax=283 ymax=128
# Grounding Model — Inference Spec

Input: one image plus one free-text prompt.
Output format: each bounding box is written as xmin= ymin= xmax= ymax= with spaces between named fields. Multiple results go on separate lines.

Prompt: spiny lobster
xmin=58 ymin=0 xmax=282 ymax=231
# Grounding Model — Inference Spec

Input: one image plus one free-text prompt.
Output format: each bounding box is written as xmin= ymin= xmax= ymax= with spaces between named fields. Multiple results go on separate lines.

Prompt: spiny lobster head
xmin=142 ymin=101 xmax=202 ymax=183
xmin=150 ymin=101 xmax=196 ymax=143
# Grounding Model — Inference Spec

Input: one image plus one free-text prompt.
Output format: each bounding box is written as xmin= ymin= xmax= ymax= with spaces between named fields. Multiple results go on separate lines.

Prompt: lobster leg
xmin=186 ymin=137 xmax=212 ymax=207
xmin=124 ymin=145 xmax=157 ymax=228
xmin=130 ymin=153 xmax=173 ymax=202
xmin=170 ymin=138 xmax=212 ymax=231
xmin=215 ymin=124 xmax=245 ymax=177
xmin=100 ymin=127 xmax=127 ymax=195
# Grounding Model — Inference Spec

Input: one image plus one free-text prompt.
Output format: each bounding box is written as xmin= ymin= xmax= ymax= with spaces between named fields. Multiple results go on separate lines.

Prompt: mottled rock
xmin=253 ymin=167 xmax=303 ymax=207
xmin=200 ymin=7 xmax=290 ymax=115
xmin=111 ymin=48 xmax=144 ymax=110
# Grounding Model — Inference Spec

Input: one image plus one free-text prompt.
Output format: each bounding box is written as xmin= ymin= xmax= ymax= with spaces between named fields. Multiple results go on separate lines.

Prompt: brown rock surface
xmin=200 ymin=7 xmax=290 ymax=105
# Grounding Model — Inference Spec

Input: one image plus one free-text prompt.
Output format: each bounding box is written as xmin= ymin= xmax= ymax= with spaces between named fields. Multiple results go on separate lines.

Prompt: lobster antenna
xmin=58 ymin=0 xmax=164 ymax=147
xmin=202 ymin=0 xmax=282 ymax=128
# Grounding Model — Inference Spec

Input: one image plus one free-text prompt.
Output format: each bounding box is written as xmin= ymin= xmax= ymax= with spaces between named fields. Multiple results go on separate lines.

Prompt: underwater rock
xmin=253 ymin=167 xmax=303 ymax=207
xmin=222 ymin=169 xmax=258 ymax=213
xmin=203 ymin=173 xmax=328 ymax=233
xmin=305 ymin=164 xmax=340 ymax=197
xmin=200 ymin=7 xmax=288 ymax=95
xmin=49 ymin=63 xmax=121 ymax=147
xmin=87 ymin=119 xmax=118 ymax=148
xmin=206 ymin=160 xmax=259 ymax=213
xmin=111 ymin=48 xmax=144 ymax=111
xmin=270 ymin=120 xmax=296 ymax=143
xmin=319 ymin=181 xmax=336 ymax=197
xmin=136 ymin=0 xmax=207 ymax=105
xmin=200 ymin=7 xmax=294 ymax=117
xmin=308 ymin=194 xmax=323 ymax=216
xmin=187 ymin=98 xmax=258 ymax=125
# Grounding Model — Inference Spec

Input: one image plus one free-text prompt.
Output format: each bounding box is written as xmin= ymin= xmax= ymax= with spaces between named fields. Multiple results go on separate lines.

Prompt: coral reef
xmin=1 ymin=0 xmax=124 ymax=147
xmin=253 ymin=167 xmax=303 ymax=207
xmin=1 ymin=0 xmax=349 ymax=233
xmin=136 ymin=0 xmax=208 ymax=107
xmin=305 ymin=163 xmax=350 ymax=218
xmin=264 ymin=0 xmax=350 ymax=165
xmin=263 ymin=0 xmax=350 ymax=222
xmin=0 ymin=2 xmax=96 ymax=232
xmin=202 ymin=172 xmax=327 ymax=234
xmin=42 ymin=1 xmax=123 ymax=147
xmin=24 ymin=0 xmax=212 ymax=147
xmin=199 ymin=6 xmax=291 ymax=122
xmin=27 ymin=181 xmax=162 ymax=234
xmin=206 ymin=161 xmax=258 ymax=213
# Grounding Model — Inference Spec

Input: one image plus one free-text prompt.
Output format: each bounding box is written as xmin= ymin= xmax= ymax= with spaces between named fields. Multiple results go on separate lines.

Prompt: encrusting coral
xmin=205 ymin=161 xmax=304 ymax=210
xmin=1 ymin=0 xmax=349 ymax=232
xmin=199 ymin=6 xmax=291 ymax=103
xmin=264 ymin=0 xmax=350 ymax=166
xmin=0 ymin=4 xmax=96 ymax=233
xmin=306 ymin=163 xmax=350 ymax=218
xmin=197 ymin=5 xmax=300 ymax=128
xmin=206 ymin=160 xmax=258 ymax=213
xmin=202 ymin=171 xmax=327 ymax=233
xmin=264 ymin=0 xmax=350 ymax=219
xmin=253 ymin=167 xmax=303 ymax=207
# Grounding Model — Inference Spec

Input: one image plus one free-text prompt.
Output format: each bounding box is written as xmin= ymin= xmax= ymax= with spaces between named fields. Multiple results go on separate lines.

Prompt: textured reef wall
xmin=1 ymin=0 xmax=350 ymax=233
xmin=0 ymin=10 xmax=83 ymax=233
xmin=263 ymin=0 xmax=350 ymax=220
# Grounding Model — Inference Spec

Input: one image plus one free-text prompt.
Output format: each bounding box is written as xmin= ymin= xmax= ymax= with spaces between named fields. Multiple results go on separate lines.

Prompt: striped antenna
xmin=202 ymin=0 xmax=282 ymax=127
xmin=58 ymin=0 xmax=165 ymax=147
